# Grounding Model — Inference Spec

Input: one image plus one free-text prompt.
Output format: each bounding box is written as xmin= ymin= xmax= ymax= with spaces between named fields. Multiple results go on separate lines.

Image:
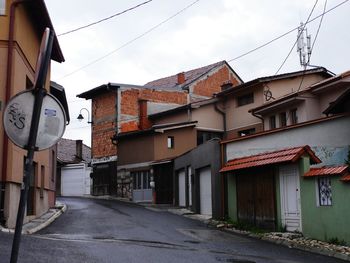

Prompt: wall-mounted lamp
xmin=77 ymin=108 xmax=92 ymax=124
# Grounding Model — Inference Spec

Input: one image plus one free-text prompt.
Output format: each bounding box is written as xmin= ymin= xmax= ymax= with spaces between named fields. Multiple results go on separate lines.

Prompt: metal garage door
xmin=178 ymin=170 xmax=186 ymax=207
xmin=199 ymin=167 xmax=212 ymax=216
xmin=61 ymin=165 xmax=85 ymax=196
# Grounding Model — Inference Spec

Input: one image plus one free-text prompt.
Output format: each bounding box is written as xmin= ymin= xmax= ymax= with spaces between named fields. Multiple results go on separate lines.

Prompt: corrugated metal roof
xmin=304 ymin=165 xmax=348 ymax=177
xmin=220 ymin=146 xmax=321 ymax=173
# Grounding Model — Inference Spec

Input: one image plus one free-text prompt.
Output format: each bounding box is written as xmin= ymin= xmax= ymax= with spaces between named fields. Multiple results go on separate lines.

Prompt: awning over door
xmin=220 ymin=145 xmax=321 ymax=173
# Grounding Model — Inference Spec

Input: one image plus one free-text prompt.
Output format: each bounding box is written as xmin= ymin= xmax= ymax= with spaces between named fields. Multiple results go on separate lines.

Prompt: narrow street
xmin=0 ymin=197 xmax=347 ymax=263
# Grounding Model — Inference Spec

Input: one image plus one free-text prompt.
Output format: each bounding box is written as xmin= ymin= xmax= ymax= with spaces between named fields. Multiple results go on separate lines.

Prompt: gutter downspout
xmin=251 ymin=111 xmax=265 ymax=131
xmin=214 ymin=99 xmax=226 ymax=219
xmin=1 ymin=0 xmax=28 ymax=225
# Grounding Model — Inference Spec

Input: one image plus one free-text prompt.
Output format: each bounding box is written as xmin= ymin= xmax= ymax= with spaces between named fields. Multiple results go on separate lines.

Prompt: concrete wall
xmin=174 ymin=138 xmax=222 ymax=219
xmin=152 ymin=111 xmax=189 ymax=126
xmin=226 ymin=115 xmax=350 ymax=166
xmin=225 ymin=87 xmax=263 ymax=136
xmin=154 ymin=127 xmax=197 ymax=161
xmin=224 ymin=115 xmax=350 ymax=242
xmin=299 ymin=157 xmax=350 ymax=244
xmin=225 ymin=73 xmax=329 ymax=138
xmin=118 ymin=134 xmax=155 ymax=166
xmin=192 ymin=104 xmax=224 ymax=131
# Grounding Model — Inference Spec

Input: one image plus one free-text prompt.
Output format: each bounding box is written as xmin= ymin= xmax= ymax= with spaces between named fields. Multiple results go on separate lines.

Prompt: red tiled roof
xmin=220 ymin=145 xmax=321 ymax=173
xmin=341 ymin=173 xmax=350 ymax=181
xmin=304 ymin=165 xmax=349 ymax=177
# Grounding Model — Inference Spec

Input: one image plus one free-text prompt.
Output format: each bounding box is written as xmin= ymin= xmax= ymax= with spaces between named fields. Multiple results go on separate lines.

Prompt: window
xmin=318 ymin=177 xmax=332 ymax=206
xmin=167 ymin=136 xmax=174 ymax=149
xmin=290 ymin=108 xmax=298 ymax=125
xmin=269 ymin=115 xmax=276 ymax=129
xmin=197 ymin=131 xmax=222 ymax=145
xmin=0 ymin=0 xmax=5 ymax=15
xmin=132 ymin=171 xmax=151 ymax=190
xmin=237 ymin=93 xmax=254 ymax=107
xmin=238 ymin=128 xmax=255 ymax=137
xmin=279 ymin=112 xmax=287 ymax=127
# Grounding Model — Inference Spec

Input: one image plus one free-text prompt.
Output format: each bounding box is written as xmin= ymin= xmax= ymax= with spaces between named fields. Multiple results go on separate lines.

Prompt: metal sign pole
xmin=10 ymin=28 xmax=54 ymax=263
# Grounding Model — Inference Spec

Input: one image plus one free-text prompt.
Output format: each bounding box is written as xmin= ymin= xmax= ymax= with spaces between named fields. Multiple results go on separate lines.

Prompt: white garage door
xmin=178 ymin=170 xmax=186 ymax=207
xmin=61 ymin=165 xmax=85 ymax=196
xmin=199 ymin=167 xmax=212 ymax=216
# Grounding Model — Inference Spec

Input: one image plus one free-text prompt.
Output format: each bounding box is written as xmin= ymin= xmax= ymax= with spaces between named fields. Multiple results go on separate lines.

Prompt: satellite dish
xmin=3 ymin=89 xmax=66 ymax=151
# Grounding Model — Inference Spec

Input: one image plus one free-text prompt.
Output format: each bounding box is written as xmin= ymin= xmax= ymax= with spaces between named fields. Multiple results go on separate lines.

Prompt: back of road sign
xmin=3 ymin=89 xmax=66 ymax=151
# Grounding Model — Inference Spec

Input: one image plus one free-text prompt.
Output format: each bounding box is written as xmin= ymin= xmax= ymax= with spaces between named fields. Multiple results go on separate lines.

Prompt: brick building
xmin=77 ymin=60 xmax=242 ymax=196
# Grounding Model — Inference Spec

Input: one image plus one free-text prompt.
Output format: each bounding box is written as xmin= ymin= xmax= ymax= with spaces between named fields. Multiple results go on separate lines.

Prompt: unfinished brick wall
xmin=91 ymin=93 xmax=117 ymax=158
xmin=191 ymin=65 xmax=241 ymax=98
xmin=120 ymin=89 xmax=187 ymax=132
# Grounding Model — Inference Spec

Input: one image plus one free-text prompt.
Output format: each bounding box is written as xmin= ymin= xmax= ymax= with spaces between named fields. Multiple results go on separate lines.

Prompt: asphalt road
xmin=0 ymin=197 xmax=347 ymax=263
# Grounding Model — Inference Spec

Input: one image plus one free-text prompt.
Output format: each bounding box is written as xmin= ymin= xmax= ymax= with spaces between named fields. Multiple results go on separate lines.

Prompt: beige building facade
xmin=0 ymin=0 xmax=64 ymax=228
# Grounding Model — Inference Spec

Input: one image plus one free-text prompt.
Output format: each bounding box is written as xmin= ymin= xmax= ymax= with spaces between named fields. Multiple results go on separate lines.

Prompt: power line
xmin=58 ymin=0 xmax=153 ymax=37
xmin=308 ymin=0 xmax=328 ymax=64
xmin=294 ymin=0 xmax=328 ymax=94
xmin=274 ymin=0 xmax=319 ymax=75
xmin=59 ymin=0 xmax=200 ymax=80
xmin=227 ymin=0 xmax=348 ymax=63
xmin=262 ymin=0 xmax=319 ymax=102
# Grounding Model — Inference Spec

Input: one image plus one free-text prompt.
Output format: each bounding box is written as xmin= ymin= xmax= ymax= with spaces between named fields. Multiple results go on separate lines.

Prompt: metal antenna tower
xmin=297 ymin=22 xmax=312 ymax=67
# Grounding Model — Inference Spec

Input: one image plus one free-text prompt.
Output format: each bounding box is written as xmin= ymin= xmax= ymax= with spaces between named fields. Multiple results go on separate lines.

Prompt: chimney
xmin=138 ymin=99 xmax=152 ymax=130
xmin=76 ymin=140 xmax=83 ymax=160
xmin=221 ymin=80 xmax=233 ymax=91
xmin=177 ymin=72 xmax=186 ymax=85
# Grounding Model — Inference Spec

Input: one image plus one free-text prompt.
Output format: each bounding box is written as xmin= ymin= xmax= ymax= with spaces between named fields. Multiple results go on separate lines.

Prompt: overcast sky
xmin=45 ymin=0 xmax=350 ymax=147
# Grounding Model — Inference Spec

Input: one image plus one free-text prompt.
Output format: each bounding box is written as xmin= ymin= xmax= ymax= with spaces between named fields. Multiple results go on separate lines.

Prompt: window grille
xmin=318 ymin=177 xmax=332 ymax=206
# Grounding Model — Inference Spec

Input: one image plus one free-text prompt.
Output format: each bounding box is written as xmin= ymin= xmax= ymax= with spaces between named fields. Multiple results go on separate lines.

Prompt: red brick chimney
xmin=76 ymin=140 xmax=83 ymax=160
xmin=220 ymin=80 xmax=233 ymax=91
xmin=138 ymin=99 xmax=152 ymax=130
xmin=177 ymin=72 xmax=186 ymax=85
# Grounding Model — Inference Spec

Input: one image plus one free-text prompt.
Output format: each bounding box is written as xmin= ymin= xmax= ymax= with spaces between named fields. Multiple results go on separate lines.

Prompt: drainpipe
xmin=251 ymin=111 xmax=265 ymax=131
xmin=1 ymin=0 xmax=28 ymax=225
xmin=214 ymin=100 xmax=226 ymax=137
xmin=214 ymin=98 xmax=227 ymax=219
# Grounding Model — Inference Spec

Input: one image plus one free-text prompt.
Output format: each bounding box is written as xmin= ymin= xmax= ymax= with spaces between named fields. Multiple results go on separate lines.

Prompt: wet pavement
xmin=0 ymin=197 xmax=347 ymax=263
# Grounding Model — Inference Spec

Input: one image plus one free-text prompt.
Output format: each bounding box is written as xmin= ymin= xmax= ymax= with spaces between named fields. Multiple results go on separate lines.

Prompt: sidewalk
xmin=0 ymin=202 xmax=67 ymax=235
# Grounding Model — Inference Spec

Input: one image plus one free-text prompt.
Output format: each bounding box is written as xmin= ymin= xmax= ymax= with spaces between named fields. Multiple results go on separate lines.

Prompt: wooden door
xmin=236 ymin=174 xmax=255 ymax=225
xmin=236 ymin=168 xmax=276 ymax=230
xmin=255 ymin=173 xmax=276 ymax=229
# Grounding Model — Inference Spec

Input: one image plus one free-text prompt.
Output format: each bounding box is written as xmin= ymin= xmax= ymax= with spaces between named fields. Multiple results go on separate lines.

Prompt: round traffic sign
xmin=3 ymin=90 xmax=66 ymax=151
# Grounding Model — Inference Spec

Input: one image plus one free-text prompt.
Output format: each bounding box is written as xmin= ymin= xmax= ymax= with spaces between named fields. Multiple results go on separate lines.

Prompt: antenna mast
xmin=297 ymin=22 xmax=312 ymax=67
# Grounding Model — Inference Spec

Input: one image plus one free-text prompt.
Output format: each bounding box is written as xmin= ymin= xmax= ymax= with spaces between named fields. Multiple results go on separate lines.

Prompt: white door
xmin=280 ymin=164 xmax=302 ymax=232
xmin=199 ymin=167 xmax=212 ymax=216
xmin=132 ymin=171 xmax=152 ymax=202
xmin=188 ymin=166 xmax=192 ymax=207
xmin=61 ymin=165 xmax=85 ymax=196
xmin=178 ymin=170 xmax=186 ymax=206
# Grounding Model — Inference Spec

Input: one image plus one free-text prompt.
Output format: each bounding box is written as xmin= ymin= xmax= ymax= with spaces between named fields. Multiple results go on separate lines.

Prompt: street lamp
xmin=77 ymin=108 xmax=92 ymax=124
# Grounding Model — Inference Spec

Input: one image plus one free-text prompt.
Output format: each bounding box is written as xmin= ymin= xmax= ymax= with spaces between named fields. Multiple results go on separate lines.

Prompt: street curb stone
xmin=0 ymin=203 xmax=67 ymax=235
